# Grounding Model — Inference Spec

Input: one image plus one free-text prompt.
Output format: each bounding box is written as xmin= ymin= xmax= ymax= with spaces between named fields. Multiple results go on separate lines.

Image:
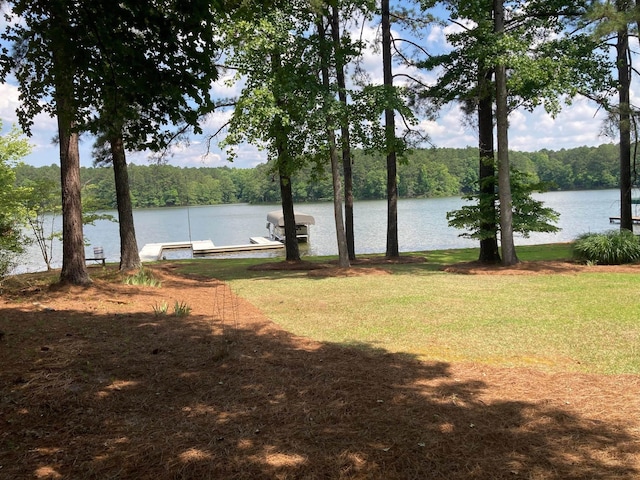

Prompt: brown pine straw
xmin=0 ymin=264 xmax=638 ymax=479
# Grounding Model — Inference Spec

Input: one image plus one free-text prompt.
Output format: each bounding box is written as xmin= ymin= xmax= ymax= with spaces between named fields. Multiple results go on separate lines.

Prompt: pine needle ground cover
xmin=1 ymin=249 xmax=639 ymax=479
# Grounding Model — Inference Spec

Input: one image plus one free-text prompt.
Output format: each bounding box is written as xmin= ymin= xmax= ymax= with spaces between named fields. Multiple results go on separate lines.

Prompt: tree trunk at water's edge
xmin=110 ymin=134 xmax=141 ymax=271
xmin=494 ymin=0 xmax=518 ymax=266
xmin=382 ymin=0 xmax=399 ymax=258
xmin=477 ymin=66 xmax=500 ymax=263
xmin=51 ymin=9 xmax=91 ymax=286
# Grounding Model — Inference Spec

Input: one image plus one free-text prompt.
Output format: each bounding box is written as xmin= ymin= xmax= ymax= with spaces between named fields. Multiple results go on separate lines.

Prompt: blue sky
xmin=0 ymin=6 xmax=620 ymax=170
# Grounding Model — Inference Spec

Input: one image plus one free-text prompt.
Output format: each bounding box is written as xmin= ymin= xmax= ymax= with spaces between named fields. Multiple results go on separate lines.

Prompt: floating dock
xmin=609 ymin=216 xmax=640 ymax=224
xmin=139 ymin=238 xmax=284 ymax=262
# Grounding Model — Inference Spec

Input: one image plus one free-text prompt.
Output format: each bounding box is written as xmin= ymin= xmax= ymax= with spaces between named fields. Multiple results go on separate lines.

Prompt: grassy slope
xmin=177 ymin=244 xmax=640 ymax=374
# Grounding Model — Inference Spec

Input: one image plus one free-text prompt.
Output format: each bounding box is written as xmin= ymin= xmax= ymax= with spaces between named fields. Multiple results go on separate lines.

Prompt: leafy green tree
xmin=416 ymin=0 xmax=611 ymax=264
xmin=447 ymin=170 xmax=560 ymax=242
xmin=0 ymin=123 xmax=32 ymax=278
xmin=493 ymin=0 xmax=518 ymax=264
xmin=20 ymin=178 xmax=113 ymax=271
xmin=586 ymin=1 xmax=636 ymax=231
xmin=2 ymin=1 xmax=103 ymax=284
xmin=5 ymin=0 xmax=93 ymax=284
xmin=22 ymin=179 xmax=60 ymax=271
xmin=84 ymin=0 xmax=221 ymax=270
xmin=3 ymin=0 xmax=223 ymax=276
xmin=219 ymin=3 xmax=323 ymax=261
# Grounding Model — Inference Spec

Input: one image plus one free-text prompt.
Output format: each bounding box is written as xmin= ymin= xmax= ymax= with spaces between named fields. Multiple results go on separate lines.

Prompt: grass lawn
xmin=175 ymin=244 xmax=640 ymax=375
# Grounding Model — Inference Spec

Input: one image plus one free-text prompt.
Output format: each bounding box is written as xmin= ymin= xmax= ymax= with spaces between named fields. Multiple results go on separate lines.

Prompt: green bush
xmin=123 ymin=268 xmax=162 ymax=287
xmin=173 ymin=301 xmax=191 ymax=317
xmin=152 ymin=301 xmax=169 ymax=316
xmin=573 ymin=230 xmax=640 ymax=265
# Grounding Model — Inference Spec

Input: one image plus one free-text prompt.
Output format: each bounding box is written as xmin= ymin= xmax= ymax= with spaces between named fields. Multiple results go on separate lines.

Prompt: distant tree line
xmin=15 ymin=144 xmax=621 ymax=210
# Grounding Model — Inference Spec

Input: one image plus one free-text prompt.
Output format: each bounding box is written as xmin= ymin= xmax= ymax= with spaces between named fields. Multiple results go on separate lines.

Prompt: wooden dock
xmin=609 ymin=216 xmax=640 ymax=224
xmin=139 ymin=238 xmax=284 ymax=262
xmin=193 ymin=237 xmax=284 ymax=255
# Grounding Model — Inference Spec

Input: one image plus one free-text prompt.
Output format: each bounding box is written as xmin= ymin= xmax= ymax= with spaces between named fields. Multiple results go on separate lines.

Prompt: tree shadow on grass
xmin=0 ymin=306 xmax=638 ymax=479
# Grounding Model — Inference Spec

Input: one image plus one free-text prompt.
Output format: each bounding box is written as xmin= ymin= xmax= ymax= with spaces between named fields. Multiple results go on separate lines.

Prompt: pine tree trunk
xmin=494 ymin=0 xmax=518 ymax=266
xmin=279 ymin=173 xmax=300 ymax=262
xmin=270 ymin=52 xmax=300 ymax=262
xmin=331 ymin=6 xmax=356 ymax=261
xmin=616 ymin=16 xmax=633 ymax=231
xmin=477 ymin=66 xmax=500 ymax=264
xmin=58 ymin=126 xmax=90 ymax=285
xmin=110 ymin=134 xmax=141 ymax=271
xmin=318 ymin=16 xmax=349 ymax=268
xmin=51 ymin=7 xmax=91 ymax=286
xmin=382 ymin=0 xmax=399 ymax=258
xmin=328 ymin=129 xmax=350 ymax=268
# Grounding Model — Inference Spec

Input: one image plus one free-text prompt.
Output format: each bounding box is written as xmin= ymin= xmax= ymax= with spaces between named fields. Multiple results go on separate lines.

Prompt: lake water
xmin=14 ymin=189 xmax=628 ymax=274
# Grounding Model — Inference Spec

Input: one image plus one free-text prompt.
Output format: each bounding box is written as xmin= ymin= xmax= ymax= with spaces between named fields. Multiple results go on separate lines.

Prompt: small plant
xmin=152 ymin=301 xmax=169 ymax=316
xmin=573 ymin=229 xmax=640 ymax=265
xmin=173 ymin=301 xmax=192 ymax=317
xmin=123 ymin=268 xmax=162 ymax=287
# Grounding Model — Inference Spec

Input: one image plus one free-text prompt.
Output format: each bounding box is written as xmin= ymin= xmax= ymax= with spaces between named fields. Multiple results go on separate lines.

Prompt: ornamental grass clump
xmin=173 ymin=301 xmax=192 ymax=317
xmin=123 ymin=268 xmax=162 ymax=287
xmin=573 ymin=230 xmax=640 ymax=265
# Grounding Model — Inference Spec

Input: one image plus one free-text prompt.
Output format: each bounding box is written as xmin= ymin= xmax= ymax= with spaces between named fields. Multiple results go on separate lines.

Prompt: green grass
xmin=173 ymin=243 xmax=639 ymax=375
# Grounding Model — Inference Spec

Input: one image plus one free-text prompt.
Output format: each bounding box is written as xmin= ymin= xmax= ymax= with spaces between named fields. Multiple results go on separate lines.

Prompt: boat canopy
xmin=267 ymin=210 xmax=315 ymax=227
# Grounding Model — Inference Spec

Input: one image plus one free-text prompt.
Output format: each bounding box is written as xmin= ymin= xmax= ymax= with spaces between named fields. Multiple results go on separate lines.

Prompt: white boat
xmin=266 ymin=210 xmax=315 ymax=243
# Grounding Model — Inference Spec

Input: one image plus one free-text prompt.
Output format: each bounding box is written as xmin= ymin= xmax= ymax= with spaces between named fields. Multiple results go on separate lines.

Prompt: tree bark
xmin=58 ymin=126 xmax=90 ymax=284
xmin=110 ymin=133 xmax=141 ymax=271
xmin=278 ymin=173 xmax=300 ymax=261
xmin=318 ymin=15 xmax=349 ymax=268
xmin=477 ymin=66 xmax=501 ymax=263
xmin=270 ymin=51 xmax=300 ymax=262
xmin=331 ymin=5 xmax=356 ymax=261
xmin=51 ymin=6 xmax=91 ymax=286
xmin=327 ymin=128 xmax=350 ymax=268
xmin=494 ymin=0 xmax=518 ymax=266
xmin=382 ymin=0 xmax=399 ymax=258
xmin=616 ymin=8 xmax=633 ymax=232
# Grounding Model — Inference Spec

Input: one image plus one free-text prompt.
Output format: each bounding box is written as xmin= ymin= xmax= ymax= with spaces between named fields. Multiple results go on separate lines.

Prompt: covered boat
xmin=266 ymin=210 xmax=315 ymax=242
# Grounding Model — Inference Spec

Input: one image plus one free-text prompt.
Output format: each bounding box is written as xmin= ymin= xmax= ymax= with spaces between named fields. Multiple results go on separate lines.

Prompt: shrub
xmin=123 ymin=268 xmax=162 ymax=287
xmin=153 ymin=301 xmax=169 ymax=316
xmin=173 ymin=301 xmax=191 ymax=317
xmin=573 ymin=230 xmax=640 ymax=265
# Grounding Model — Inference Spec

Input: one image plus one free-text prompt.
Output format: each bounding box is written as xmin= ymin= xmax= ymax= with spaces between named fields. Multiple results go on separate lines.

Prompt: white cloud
xmin=419 ymin=104 xmax=476 ymax=148
xmin=508 ymin=99 xmax=607 ymax=151
xmin=426 ymin=25 xmax=447 ymax=49
xmin=0 ymin=83 xmax=20 ymax=125
xmin=414 ymin=95 xmax=610 ymax=153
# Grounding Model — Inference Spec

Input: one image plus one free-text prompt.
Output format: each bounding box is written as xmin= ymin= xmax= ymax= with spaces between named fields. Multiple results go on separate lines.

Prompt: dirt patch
xmin=0 ymin=264 xmax=638 ymax=479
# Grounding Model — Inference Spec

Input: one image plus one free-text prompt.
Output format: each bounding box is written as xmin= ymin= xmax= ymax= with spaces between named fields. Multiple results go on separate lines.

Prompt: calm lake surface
xmin=15 ymin=189 xmax=628 ymax=274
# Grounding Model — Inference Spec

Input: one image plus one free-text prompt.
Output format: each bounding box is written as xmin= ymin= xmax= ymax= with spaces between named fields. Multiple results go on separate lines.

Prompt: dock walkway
xmin=139 ymin=238 xmax=283 ymax=262
xmin=609 ymin=216 xmax=640 ymax=225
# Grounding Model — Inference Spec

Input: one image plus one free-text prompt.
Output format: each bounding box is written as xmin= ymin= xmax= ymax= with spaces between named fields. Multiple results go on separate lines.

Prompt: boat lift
xmin=266 ymin=210 xmax=315 ymax=243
